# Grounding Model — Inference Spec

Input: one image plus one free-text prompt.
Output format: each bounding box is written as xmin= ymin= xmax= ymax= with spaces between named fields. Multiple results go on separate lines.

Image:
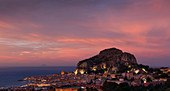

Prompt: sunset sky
xmin=0 ymin=0 xmax=169 ymax=67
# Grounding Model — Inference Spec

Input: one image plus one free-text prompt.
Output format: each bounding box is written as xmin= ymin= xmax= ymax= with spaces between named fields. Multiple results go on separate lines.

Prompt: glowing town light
xmin=103 ymin=65 xmax=106 ymax=69
xmin=92 ymin=66 xmax=97 ymax=71
xmin=101 ymin=63 xmax=106 ymax=69
xmin=80 ymin=70 xmax=85 ymax=74
xmin=143 ymin=78 xmax=147 ymax=83
xmin=144 ymin=80 xmax=147 ymax=83
xmin=142 ymin=68 xmax=147 ymax=73
xmin=74 ymin=69 xmax=78 ymax=75
xmin=128 ymin=65 xmax=131 ymax=68
xmin=61 ymin=71 xmax=65 ymax=75
xmin=135 ymin=69 xmax=140 ymax=74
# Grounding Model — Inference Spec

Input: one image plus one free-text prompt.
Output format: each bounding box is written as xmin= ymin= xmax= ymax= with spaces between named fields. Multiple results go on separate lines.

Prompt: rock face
xmin=76 ymin=48 xmax=137 ymax=74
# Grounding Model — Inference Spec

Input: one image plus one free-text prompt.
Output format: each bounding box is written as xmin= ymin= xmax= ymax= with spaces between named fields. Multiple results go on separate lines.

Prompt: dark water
xmin=0 ymin=66 xmax=76 ymax=87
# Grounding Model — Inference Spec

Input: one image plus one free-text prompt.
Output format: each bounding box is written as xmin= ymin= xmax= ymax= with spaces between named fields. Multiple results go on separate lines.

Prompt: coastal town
xmin=0 ymin=66 xmax=169 ymax=91
xmin=0 ymin=48 xmax=170 ymax=91
xmin=1 ymin=0 xmax=170 ymax=91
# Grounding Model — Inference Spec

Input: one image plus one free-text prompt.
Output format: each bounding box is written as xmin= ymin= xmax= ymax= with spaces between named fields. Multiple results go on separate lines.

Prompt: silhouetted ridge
xmin=76 ymin=47 xmax=138 ymax=74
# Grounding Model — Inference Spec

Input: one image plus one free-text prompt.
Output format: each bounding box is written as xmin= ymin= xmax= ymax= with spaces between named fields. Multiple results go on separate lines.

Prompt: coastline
xmin=0 ymin=66 xmax=76 ymax=88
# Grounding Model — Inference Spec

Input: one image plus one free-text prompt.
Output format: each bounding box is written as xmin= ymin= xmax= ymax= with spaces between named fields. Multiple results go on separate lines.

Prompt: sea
xmin=0 ymin=66 xmax=76 ymax=87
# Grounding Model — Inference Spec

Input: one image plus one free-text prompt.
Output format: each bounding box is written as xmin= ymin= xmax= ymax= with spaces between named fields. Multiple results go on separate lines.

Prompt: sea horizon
xmin=0 ymin=66 xmax=76 ymax=87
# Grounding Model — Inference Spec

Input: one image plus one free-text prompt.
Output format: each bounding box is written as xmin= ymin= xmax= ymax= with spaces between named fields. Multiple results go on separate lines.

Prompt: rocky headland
xmin=76 ymin=48 xmax=138 ymax=74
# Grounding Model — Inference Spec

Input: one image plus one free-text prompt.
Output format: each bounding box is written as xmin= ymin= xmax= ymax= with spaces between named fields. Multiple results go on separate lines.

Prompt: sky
xmin=0 ymin=0 xmax=169 ymax=67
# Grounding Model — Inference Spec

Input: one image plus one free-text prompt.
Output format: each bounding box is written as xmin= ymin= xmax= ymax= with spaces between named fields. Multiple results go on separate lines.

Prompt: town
xmin=0 ymin=66 xmax=169 ymax=91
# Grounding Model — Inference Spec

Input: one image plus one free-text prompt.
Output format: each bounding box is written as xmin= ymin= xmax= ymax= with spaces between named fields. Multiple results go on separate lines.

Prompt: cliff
xmin=76 ymin=48 xmax=138 ymax=74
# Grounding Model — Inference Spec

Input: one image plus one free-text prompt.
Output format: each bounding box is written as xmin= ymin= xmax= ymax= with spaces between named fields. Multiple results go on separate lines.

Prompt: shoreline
xmin=0 ymin=66 xmax=76 ymax=88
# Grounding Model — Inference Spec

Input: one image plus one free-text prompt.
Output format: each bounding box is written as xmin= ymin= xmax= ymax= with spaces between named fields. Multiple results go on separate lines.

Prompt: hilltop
xmin=76 ymin=48 xmax=138 ymax=74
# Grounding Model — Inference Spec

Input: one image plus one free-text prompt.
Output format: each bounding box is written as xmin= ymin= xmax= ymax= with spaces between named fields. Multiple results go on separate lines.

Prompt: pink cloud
xmin=0 ymin=0 xmax=169 ymax=67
